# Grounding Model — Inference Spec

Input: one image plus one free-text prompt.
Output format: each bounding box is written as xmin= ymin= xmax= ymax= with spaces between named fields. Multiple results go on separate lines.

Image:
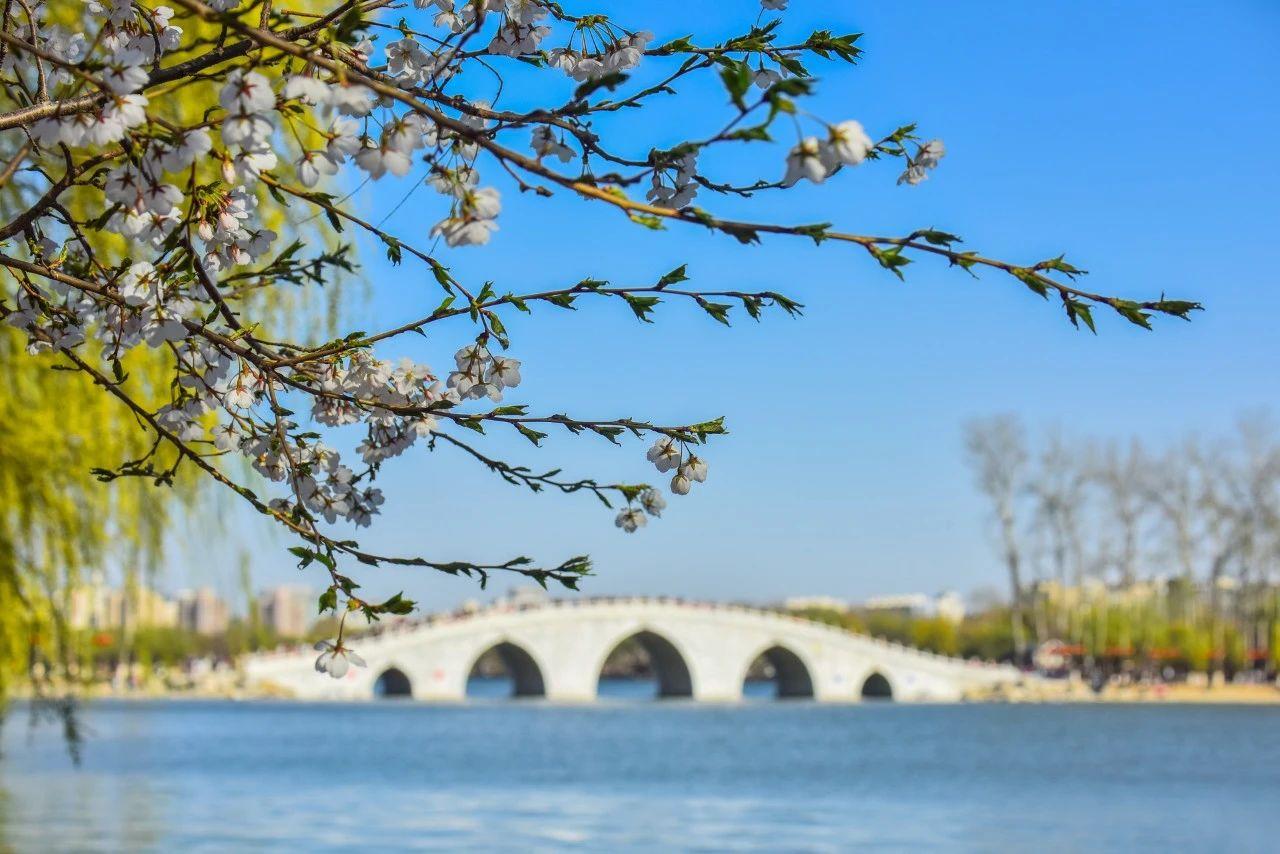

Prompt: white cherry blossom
xmin=782 ymin=137 xmax=836 ymax=186
xmin=829 ymin=120 xmax=873 ymax=166
xmin=615 ymin=508 xmax=647 ymax=533
xmin=314 ymin=640 xmax=367 ymax=679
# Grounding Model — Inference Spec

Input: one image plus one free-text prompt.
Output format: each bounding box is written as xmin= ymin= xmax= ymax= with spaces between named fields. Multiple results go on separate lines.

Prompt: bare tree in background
xmin=964 ymin=416 xmax=1030 ymax=662
xmin=1095 ymin=439 xmax=1150 ymax=588
xmin=1199 ymin=445 xmax=1244 ymax=685
xmin=966 ymin=415 xmax=1280 ymax=682
xmin=1230 ymin=418 xmax=1280 ymax=668
xmin=1147 ymin=439 xmax=1204 ymax=579
xmin=1029 ymin=431 xmax=1088 ymax=637
xmin=1145 ymin=439 xmax=1206 ymax=624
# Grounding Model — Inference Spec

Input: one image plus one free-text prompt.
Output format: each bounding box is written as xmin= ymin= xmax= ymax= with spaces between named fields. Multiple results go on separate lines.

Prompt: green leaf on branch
xmin=1011 ymin=267 xmax=1049 ymax=298
xmin=1152 ymin=299 xmax=1202 ymax=320
xmin=428 ymin=258 xmax=455 ymax=294
xmin=1035 ymin=254 xmax=1086 ymax=278
xmin=719 ymin=60 xmax=753 ymax=110
xmin=1113 ymin=300 xmax=1153 ymax=330
xmin=654 ymin=35 xmax=695 ymax=55
xmin=374 ymin=592 xmax=416 ymax=616
xmin=805 ymin=30 xmax=863 ymax=62
xmin=629 ymin=213 xmax=666 ymax=230
xmin=429 ymin=294 xmax=456 ymax=318
xmin=910 ymin=228 xmax=962 ymax=248
xmin=728 ymin=124 xmax=773 ymax=143
xmin=515 ymin=423 xmax=548 ymax=446
xmin=589 ymin=424 xmax=625 ymax=443
xmin=624 ymin=294 xmax=661 ymax=322
xmin=657 ymin=265 xmax=688 ymax=288
xmin=869 ymin=245 xmax=912 ymax=280
xmin=697 ymin=298 xmax=733 ymax=326
xmin=950 ymin=251 xmax=980 ymax=277
xmin=767 ymin=292 xmax=804 ymax=316
xmin=720 ymin=223 xmax=761 ymax=245
xmin=381 ymin=234 xmax=402 ymax=266
xmin=1063 ymin=299 xmax=1097 ymax=333
xmin=795 ymin=222 xmax=831 ymax=245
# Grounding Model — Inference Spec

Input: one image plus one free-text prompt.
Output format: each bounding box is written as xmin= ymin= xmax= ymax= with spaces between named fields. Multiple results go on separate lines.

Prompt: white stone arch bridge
xmin=244 ymin=598 xmax=1025 ymax=702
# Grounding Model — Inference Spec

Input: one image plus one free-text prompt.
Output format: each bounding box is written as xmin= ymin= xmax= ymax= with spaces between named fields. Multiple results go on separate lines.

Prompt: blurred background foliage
xmin=0 ymin=1 xmax=347 ymax=716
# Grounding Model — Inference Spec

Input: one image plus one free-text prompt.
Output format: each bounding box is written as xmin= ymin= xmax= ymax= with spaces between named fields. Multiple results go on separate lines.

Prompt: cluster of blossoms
xmin=615 ymin=488 xmax=667 ymax=533
xmin=431 ymin=179 xmax=502 ymax=247
xmin=547 ymin=27 xmax=653 ymax=81
xmin=646 ymin=438 xmax=709 ymax=496
xmin=614 ymin=439 xmax=706 ymax=533
xmin=445 ymin=343 xmax=522 ymax=402
xmin=30 ymin=51 xmax=150 ymax=147
xmin=896 ymin=139 xmax=947 ymax=186
xmin=3 ymin=0 xmax=629 ymax=552
xmin=382 ymin=34 xmax=455 ymax=87
xmin=782 ymin=120 xmax=876 ymax=186
xmin=218 ymin=69 xmax=283 ymax=183
xmin=6 ymin=253 xmax=92 ymax=354
xmin=531 ymin=126 xmax=575 ymax=163
xmin=783 ymin=121 xmax=943 ymax=188
xmin=0 ymin=0 xmax=942 ymax=555
xmin=647 ymin=150 xmax=700 ymax=210
xmin=485 ymin=0 xmax=552 ymax=57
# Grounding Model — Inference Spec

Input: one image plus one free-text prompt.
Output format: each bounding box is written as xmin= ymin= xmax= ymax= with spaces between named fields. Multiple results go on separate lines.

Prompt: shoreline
xmin=13 ymin=682 xmax=1280 ymax=706
xmin=972 ymin=681 xmax=1280 ymax=705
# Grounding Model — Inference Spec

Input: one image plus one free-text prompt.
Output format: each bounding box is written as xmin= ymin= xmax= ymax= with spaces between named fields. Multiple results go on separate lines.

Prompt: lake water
xmin=2 ymin=685 xmax=1279 ymax=852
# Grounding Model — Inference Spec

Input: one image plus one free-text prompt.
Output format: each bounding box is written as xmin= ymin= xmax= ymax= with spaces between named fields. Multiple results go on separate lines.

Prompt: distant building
xmin=863 ymin=593 xmax=932 ymax=618
xmin=933 ymin=591 xmax=966 ymax=624
xmin=68 ymin=573 xmax=123 ymax=631
xmin=863 ymin=591 xmax=966 ymax=623
xmin=67 ymin=572 xmax=178 ymax=631
xmin=258 ymin=585 xmax=314 ymax=638
xmin=783 ymin=595 xmax=850 ymax=613
xmin=177 ymin=587 xmax=230 ymax=635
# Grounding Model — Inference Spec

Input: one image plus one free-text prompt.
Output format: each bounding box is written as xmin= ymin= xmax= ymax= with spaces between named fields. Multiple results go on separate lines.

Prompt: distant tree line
xmin=68 ymin=617 xmax=335 ymax=682
xmin=787 ymin=607 xmax=1015 ymax=663
xmin=964 ymin=415 xmax=1280 ymax=681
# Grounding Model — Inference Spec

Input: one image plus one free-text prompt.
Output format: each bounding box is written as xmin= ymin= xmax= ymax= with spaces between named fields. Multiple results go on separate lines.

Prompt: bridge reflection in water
xmin=250 ymin=598 xmax=1023 ymax=704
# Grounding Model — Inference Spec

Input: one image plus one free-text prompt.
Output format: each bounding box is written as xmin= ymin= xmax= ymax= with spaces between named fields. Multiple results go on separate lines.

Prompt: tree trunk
xmin=1001 ymin=510 xmax=1028 ymax=663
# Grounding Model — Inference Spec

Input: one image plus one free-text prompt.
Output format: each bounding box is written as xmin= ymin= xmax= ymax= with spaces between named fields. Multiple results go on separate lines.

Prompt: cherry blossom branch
xmin=0 ymin=0 xmax=1202 ymax=669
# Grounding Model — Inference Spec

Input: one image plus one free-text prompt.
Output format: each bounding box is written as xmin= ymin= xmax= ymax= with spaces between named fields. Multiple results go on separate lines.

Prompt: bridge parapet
xmin=244 ymin=597 xmax=1026 ymax=702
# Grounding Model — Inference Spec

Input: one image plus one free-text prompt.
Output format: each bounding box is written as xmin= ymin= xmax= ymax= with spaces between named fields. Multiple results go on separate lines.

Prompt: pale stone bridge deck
xmin=244 ymin=597 xmax=1025 ymax=702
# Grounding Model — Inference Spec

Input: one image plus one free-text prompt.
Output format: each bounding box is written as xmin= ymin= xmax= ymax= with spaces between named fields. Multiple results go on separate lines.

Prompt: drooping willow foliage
xmin=0 ymin=0 xmax=341 ymax=738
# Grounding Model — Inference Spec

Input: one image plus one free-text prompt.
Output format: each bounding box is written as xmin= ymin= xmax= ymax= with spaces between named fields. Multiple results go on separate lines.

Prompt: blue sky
xmin=179 ymin=2 xmax=1280 ymax=611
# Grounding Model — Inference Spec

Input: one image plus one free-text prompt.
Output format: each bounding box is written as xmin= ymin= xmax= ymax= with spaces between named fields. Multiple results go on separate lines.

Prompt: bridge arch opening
xmin=467 ymin=641 xmax=546 ymax=699
xmin=861 ymin=671 xmax=894 ymax=701
xmin=374 ymin=666 xmax=413 ymax=699
xmin=743 ymin=645 xmax=815 ymax=700
xmin=597 ymin=630 xmax=693 ymax=700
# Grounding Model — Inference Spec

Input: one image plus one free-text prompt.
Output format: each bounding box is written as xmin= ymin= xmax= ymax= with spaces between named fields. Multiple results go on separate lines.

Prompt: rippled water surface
xmin=3 ymin=691 xmax=1278 ymax=852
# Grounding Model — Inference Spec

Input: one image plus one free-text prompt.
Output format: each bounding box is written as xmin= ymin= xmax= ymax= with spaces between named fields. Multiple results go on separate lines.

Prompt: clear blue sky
xmin=179 ymin=2 xmax=1280 ymax=611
